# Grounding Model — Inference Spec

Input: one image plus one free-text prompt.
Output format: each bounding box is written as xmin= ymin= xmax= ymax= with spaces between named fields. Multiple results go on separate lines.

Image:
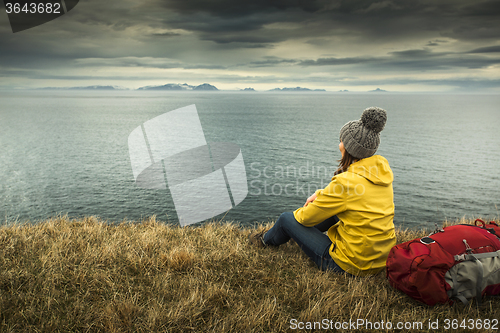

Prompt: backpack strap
xmin=470 ymin=254 xmax=484 ymax=306
xmin=456 ymin=294 xmax=469 ymax=305
xmin=474 ymin=219 xmax=486 ymax=227
xmin=454 ymin=250 xmax=500 ymax=261
xmin=474 ymin=219 xmax=500 ymax=241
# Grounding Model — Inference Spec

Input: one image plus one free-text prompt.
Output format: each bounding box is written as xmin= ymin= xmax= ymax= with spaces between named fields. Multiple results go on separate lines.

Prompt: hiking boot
xmin=248 ymin=230 xmax=268 ymax=248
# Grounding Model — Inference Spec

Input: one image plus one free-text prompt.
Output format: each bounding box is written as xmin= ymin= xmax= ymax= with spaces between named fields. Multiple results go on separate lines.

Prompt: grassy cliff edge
xmin=1 ymin=216 xmax=499 ymax=332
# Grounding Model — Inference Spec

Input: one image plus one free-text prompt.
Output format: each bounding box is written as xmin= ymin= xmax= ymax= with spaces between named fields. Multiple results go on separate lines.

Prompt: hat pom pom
xmin=361 ymin=107 xmax=387 ymax=133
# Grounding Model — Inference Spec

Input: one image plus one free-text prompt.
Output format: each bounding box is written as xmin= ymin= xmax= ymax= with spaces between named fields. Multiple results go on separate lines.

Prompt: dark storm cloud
xmin=164 ymin=12 xmax=270 ymax=33
xmin=468 ymin=46 xmax=500 ymax=54
xmin=299 ymin=57 xmax=375 ymax=66
xmin=75 ymin=57 xmax=227 ymax=70
xmin=246 ymin=58 xmax=299 ymax=67
xmin=238 ymin=50 xmax=500 ymax=74
xmin=158 ymin=0 xmax=326 ymax=17
xmin=295 ymin=57 xmax=497 ymax=71
xmin=389 ymin=49 xmax=450 ymax=58
xmin=154 ymin=0 xmax=500 ymax=44
xmin=0 ymin=37 xmax=77 ymax=70
xmin=1 ymin=0 xmax=499 ymax=90
xmin=4 ymin=0 xmax=500 ymax=50
xmin=387 ymin=48 xmax=500 ymax=69
xmin=427 ymin=39 xmax=449 ymax=47
xmin=459 ymin=0 xmax=500 ymax=16
xmin=160 ymin=9 xmax=309 ymax=45
xmin=151 ymin=32 xmax=182 ymax=37
xmin=199 ymin=33 xmax=284 ymax=45
xmin=295 ymin=49 xmax=500 ymax=71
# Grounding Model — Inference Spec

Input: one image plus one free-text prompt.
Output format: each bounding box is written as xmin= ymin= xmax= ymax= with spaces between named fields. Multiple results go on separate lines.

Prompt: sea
xmin=1 ymin=90 xmax=499 ymax=229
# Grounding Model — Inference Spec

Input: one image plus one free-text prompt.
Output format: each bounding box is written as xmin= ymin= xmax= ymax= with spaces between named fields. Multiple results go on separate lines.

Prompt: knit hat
xmin=339 ymin=107 xmax=387 ymax=159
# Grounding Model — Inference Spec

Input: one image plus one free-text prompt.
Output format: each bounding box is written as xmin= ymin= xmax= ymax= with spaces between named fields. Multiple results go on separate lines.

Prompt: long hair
xmin=333 ymin=149 xmax=357 ymax=176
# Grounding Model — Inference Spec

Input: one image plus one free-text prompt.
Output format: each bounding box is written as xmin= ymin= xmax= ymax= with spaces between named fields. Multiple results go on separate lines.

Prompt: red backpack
xmin=386 ymin=219 xmax=500 ymax=306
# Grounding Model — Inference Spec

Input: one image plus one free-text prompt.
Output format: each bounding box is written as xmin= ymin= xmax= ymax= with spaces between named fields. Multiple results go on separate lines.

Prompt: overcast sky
xmin=1 ymin=0 xmax=499 ymax=91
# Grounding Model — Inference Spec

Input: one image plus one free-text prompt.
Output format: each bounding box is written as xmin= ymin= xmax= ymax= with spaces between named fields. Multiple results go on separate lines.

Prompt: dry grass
xmin=0 ymin=216 xmax=499 ymax=332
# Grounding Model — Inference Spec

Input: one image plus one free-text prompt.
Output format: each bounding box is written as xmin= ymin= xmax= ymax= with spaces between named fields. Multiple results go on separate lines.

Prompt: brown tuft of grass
xmin=166 ymin=249 xmax=196 ymax=272
xmin=0 ymin=216 xmax=499 ymax=332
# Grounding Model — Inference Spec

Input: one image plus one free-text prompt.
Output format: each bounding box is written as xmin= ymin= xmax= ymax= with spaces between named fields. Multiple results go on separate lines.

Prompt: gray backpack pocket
xmin=445 ymin=250 xmax=500 ymax=305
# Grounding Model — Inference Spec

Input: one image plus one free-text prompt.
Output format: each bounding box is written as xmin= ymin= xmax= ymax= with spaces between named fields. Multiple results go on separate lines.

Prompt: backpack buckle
xmin=429 ymin=223 xmax=444 ymax=236
xmin=463 ymin=239 xmax=473 ymax=254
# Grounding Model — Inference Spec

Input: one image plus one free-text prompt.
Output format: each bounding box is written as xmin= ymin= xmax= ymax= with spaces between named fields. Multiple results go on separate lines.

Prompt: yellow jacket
xmin=293 ymin=155 xmax=396 ymax=276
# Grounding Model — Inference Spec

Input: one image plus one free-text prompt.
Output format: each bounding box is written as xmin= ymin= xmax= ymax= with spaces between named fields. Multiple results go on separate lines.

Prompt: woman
xmin=249 ymin=107 xmax=396 ymax=276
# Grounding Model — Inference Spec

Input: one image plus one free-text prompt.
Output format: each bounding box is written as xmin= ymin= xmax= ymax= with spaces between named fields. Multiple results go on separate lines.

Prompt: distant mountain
xmin=339 ymin=89 xmax=349 ymax=92
xmin=241 ymin=87 xmax=255 ymax=91
xmin=369 ymin=88 xmax=387 ymax=92
xmin=138 ymin=83 xmax=218 ymax=91
xmin=194 ymin=83 xmax=218 ymax=91
xmin=270 ymin=87 xmax=325 ymax=91
xmin=138 ymin=83 xmax=192 ymax=90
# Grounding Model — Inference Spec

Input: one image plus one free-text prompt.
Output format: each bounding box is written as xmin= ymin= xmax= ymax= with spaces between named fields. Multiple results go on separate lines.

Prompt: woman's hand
xmin=303 ymin=193 xmax=317 ymax=207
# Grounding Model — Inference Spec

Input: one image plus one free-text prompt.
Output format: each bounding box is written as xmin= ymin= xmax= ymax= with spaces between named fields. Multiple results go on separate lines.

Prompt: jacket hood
xmin=348 ymin=155 xmax=393 ymax=186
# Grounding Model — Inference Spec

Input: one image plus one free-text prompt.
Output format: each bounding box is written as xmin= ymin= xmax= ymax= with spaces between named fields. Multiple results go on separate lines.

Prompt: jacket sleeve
xmin=293 ymin=177 xmax=347 ymax=227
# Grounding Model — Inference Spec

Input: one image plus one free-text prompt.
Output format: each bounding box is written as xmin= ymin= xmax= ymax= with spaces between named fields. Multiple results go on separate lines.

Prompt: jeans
xmin=263 ymin=212 xmax=345 ymax=273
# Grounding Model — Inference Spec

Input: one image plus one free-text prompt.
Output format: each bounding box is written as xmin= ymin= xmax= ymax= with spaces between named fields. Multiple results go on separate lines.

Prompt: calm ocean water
xmin=0 ymin=90 xmax=499 ymax=229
